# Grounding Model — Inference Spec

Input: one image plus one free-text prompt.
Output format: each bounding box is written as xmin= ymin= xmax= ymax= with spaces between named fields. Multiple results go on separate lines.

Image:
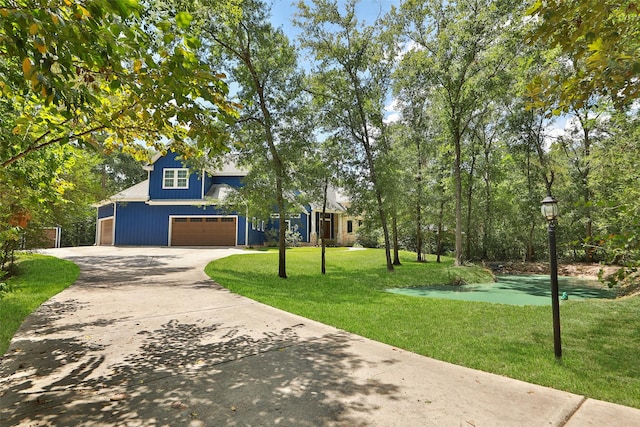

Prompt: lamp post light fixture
xmin=541 ymin=195 xmax=562 ymax=359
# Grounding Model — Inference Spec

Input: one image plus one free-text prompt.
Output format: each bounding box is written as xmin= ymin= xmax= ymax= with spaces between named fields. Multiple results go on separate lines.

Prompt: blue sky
xmin=269 ymin=0 xmax=400 ymax=40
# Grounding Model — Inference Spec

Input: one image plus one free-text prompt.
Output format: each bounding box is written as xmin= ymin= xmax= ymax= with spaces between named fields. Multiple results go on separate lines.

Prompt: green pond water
xmin=386 ymin=274 xmax=616 ymax=306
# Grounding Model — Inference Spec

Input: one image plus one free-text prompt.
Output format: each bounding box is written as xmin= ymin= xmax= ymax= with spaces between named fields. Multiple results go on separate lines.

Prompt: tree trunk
xmin=582 ymin=125 xmax=594 ymax=262
xmin=392 ymin=211 xmax=401 ymax=265
xmin=347 ymin=70 xmax=393 ymax=272
xmin=276 ymin=175 xmax=287 ymax=279
xmin=526 ymin=222 xmax=536 ymax=262
xmin=525 ymin=148 xmax=535 ymax=262
xmin=465 ymin=146 xmax=476 ymax=261
xmin=454 ymin=130 xmax=464 ymax=266
xmin=437 ymin=197 xmax=445 ymax=264
xmin=416 ymin=198 xmax=423 ymax=262
xmin=244 ymin=48 xmax=287 ymax=278
xmin=377 ymin=191 xmax=394 ymax=271
xmin=482 ymin=139 xmax=492 ymax=260
xmin=416 ymin=143 xmax=424 ymax=262
xmin=321 ymin=178 xmax=328 ymax=274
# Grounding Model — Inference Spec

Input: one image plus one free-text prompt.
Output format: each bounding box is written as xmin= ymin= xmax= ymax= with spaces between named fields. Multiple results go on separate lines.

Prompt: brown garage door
xmin=100 ymin=218 xmax=113 ymax=245
xmin=171 ymin=217 xmax=236 ymax=246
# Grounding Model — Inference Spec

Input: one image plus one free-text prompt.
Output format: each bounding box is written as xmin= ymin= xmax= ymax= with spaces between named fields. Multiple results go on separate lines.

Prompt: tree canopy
xmin=527 ymin=0 xmax=640 ymax=111
xmin=1 ymin=0 xmax=239 ymax=167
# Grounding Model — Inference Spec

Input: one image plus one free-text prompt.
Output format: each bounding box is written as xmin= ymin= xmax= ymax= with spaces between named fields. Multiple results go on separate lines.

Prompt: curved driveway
xmin=1 ymin=247 xmax=639 ymax=426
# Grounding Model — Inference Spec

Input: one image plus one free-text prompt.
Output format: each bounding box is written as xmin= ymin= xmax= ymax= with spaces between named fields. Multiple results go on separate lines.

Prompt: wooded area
xmin=1 ymin=0 xmax=638 ymax=286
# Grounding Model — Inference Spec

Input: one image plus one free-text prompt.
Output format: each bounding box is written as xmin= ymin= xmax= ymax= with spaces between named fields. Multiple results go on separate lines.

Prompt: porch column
xmin=337 ymin=213 xmax=343 ymax=245
xmin=310 ymin=210 xmax=317 ymax=244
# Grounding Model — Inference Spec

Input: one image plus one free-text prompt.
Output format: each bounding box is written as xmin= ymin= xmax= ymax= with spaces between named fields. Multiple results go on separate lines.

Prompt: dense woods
xmin=1 ymin=0 xmax=638 ymax=286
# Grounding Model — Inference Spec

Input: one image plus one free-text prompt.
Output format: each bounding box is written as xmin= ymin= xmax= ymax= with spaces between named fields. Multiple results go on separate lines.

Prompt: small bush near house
xmin=321 ymin=238 xmax=337 ymax=247
xmin=285 ymin=230 xmax=303 ymax=247
xmin=264 ymin=228 xmax=303 ymax=247
xmin=264 ymin=229 xmax=278 ymax=247
xmin=356 ymin=227 xmax=382 ymax=248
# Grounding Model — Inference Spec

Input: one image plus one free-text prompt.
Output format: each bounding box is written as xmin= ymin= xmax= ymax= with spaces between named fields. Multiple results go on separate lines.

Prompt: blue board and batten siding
xmin=148 ymin=154 xmax=204 ymax=200
xmin=98 ymin=203 xmax=114 ymax=219
xmin=267 ymin=212 xmax=311 ymax=243
xmin=111 ymin=202 xmax=248 ymax=246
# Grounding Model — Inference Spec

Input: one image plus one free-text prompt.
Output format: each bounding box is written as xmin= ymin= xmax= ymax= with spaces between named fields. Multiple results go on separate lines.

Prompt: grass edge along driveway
xmin=205 ymin=247 xmax=640 ymax=409
xmin=0 ymin=254 xmax=79 ymax=355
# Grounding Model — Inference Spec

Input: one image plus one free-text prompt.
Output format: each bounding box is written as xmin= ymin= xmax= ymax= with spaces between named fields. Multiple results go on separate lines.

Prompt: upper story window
xmin=163 ymin=168 xmax=189 ymax=189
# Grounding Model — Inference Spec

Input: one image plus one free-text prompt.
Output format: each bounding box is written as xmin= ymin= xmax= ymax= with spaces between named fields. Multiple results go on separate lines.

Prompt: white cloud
xmin=384 ymin=112 xmax=401 ymax=124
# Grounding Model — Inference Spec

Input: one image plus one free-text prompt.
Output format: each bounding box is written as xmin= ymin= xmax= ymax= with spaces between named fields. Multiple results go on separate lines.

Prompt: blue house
xmin=94 ymin=151 xmax=360 ymax=247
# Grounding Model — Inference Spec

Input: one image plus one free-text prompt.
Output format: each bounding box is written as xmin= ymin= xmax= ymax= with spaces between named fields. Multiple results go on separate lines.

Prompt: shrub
xmin=264 ymin=228 xmax=303 ymax=247
xmin=356 ymin=227 xmax=382 ymax=248
xmin=285 ymin=230 xmax=303 ymax=247
xmin=0 ymin=227 xmax=21 ymax=276
xmin=0 ymin=281 xmax=16 ymax=298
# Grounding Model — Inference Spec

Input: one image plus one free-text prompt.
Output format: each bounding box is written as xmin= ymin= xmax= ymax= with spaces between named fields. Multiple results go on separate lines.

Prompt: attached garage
xmin=170 ymin=216 xmax=237 ymax=246
xmin=99 ymin=218 xmax=114 ymax=245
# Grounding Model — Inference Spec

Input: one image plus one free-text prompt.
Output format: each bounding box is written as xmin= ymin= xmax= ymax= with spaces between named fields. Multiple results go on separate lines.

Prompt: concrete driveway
xmin=1 ymin=246 xmax=639 ymax=426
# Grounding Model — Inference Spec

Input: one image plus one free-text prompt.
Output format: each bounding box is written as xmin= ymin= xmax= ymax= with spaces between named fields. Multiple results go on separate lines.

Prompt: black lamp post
xmin=541 ymin=195 xmax=562 ymax=360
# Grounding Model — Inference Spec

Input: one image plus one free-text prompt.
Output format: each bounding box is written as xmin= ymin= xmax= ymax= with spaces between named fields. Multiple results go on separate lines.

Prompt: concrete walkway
xmin=1 ymin=246 xmax=638 ymax=426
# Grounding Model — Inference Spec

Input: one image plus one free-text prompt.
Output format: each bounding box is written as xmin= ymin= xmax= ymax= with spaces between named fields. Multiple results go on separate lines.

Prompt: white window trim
xmin=163 ymin=168 xmax=189 ymax=189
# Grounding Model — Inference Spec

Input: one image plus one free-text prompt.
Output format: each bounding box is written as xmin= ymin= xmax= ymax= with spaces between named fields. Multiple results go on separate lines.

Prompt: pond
xmin=386 ymin=274 xmax=616 ymax=306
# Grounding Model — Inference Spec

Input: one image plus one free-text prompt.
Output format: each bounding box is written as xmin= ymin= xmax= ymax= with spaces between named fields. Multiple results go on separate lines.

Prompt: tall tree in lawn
xmin=196 ymin=0 xmax=309 ymax=278
xmin=300 ymin=136 xmax=344 ymax=274
xmin=378 ymin=131 xmax=404 ymax=266
xmin=295 ymin=0 xmax=398 ymax=271
xmin=1 ymin=1 xmax=237 ymax=168
xmin=388 ymin=88 xmax=432 ymax=262
xmin=396 ymin=0 xmax=521 ymax=266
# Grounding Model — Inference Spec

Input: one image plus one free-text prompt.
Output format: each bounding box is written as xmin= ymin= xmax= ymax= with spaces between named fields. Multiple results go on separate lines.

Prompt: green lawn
xmin=0 ymin=254 xmax=79 ymax=355
xmin=206 ymin=247 xmax=640 ymax=409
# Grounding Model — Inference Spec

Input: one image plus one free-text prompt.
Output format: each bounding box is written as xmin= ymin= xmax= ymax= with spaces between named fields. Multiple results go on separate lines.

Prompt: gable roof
xmin=143 ymin=152 xmax=249 ymax=177
xmin=309 ymin=186 xmax=348 ymax=213
xmin=93 ymin=179 xmax=150 ymax=207
xmin=205 ymin=184 xmax=237 ymax=201
xmin=209 ymin=161 xmax=248 ymax=176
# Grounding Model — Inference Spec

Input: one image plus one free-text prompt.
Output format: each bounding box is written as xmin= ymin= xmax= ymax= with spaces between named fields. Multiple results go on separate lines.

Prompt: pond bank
xmin=485 ymin=261 xmax=617 ymax=280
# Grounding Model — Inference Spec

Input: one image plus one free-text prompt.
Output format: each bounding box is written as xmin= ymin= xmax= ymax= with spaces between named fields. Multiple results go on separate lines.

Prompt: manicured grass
xmin=0 ymin=254 xmax=79 ymax=355
xmin=206 ymin=247 xmax=640 ymax=409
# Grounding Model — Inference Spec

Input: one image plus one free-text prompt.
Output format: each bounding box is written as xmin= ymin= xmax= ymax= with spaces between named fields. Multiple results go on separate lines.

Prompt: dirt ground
xmin=485 ymin=261 xmax=618 ymax=279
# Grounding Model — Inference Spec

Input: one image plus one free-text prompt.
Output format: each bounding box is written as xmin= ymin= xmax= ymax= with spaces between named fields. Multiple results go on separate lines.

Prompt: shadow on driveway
xmin=1 ymin=249 xmax=401 ymax=426
xmin=1 ymin=315 xmax=399 ymax=426
xmin=63 ymin=255 xmax=193 ymax=288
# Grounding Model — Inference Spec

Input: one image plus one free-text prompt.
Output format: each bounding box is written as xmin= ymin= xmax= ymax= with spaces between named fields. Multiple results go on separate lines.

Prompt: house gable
xmin=148 ymin=152 xmax=204 ymax=200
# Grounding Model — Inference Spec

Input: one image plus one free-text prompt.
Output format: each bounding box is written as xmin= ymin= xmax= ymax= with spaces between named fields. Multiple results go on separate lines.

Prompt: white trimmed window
xmin=163 ymin=168 xmax=189 ymax=189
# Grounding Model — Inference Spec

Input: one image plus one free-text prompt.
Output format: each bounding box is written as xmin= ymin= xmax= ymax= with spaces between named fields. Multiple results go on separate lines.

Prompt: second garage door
xmin=99 ymin=218 xmax=114 ymax=246
xmin=171 ymin=217 xmax=236 ymax=246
